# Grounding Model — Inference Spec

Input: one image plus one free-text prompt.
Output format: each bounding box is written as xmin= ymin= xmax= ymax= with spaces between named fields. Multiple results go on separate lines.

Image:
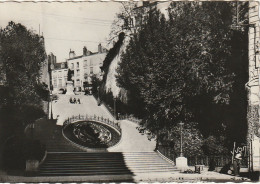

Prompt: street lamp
xmin=179 ymin=122 xmax=184 ymax=157
xmin=97 ymin=86 xmax=101 ymax=106
xmin=176 ymin=121 xmax=187 ymax=171
xmin=97 ymin=86 xmax=100 ymax=99
xmin=50 ymin=92 xmax=53 ymax=120
xmin=113 ymin=97 xmax=116 ymax=120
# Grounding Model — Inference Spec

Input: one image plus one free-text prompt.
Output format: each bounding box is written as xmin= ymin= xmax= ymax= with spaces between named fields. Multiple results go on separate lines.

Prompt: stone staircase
xmin=122 ymin=152 xmax=177 ymax=174
xmin=39 ymin=152 xmax=177 ymax=177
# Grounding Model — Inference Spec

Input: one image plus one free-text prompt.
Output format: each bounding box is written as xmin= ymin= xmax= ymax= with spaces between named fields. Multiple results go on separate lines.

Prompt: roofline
xmin=67 ymin=52 xmax=107 ymax=61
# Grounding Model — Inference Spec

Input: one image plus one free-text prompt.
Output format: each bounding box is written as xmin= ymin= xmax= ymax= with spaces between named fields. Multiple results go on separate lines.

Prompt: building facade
xmin=247 ymin=1 xmax=260 ymax=173
xmin=51 ymin=44 xmax=107 ymax=92
xmin=51 ymin=62 xmax=68 ymax=91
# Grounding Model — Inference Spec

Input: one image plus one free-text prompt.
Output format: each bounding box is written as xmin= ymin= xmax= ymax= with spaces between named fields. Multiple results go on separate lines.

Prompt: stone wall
xmin=248 ymin=1 xmax=260 ymax=172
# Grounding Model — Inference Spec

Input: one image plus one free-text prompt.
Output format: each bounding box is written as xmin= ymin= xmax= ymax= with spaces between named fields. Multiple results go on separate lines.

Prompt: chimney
xmin=98 ymin=43 xmax=102 ymax=53
xmin=83 ymin=46 xmax=87 ymax=56
xmin=69 ymin=49 xmax=76 ymax=59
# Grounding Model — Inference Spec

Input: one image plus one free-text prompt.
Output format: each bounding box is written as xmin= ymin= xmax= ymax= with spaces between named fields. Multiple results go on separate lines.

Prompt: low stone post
xmin=25 ymin=159 xmax=39 ymax=176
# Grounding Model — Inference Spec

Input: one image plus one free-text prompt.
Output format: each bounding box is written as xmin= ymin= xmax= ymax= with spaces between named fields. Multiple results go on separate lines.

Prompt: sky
xmin=0 ymin=2 xmax=122 ymax=62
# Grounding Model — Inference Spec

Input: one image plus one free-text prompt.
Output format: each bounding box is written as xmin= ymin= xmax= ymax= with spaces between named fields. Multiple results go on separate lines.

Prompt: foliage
xmin=3 ymin=136 xmax=46 ymax=170
xmin=202 ymin=135 xmax=229 ymax=155
xmin=109 ymin=2 xmax=136 ymax=43
xmin=101 ymin=32 xmax=125 ymax=83
xmin=0 ymin=21 xmax=47 ymax=133
xmin=116 ymin=2 xmax=248 ymax=156
xmin=156 ymin=122 xmax=204 ymax=158
xmin=35 ymin=82 xmax=49 ymax=101
xmin=91 ymin=74 xmax=102 ymax=97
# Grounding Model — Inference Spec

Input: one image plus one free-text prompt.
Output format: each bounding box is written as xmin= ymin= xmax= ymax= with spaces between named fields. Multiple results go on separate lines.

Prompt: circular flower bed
xmin=63 ymin=121 xmax=121 ymax=148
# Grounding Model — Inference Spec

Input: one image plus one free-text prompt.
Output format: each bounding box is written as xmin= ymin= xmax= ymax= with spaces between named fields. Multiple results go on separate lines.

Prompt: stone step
xmin=39 ymin=152 xmax=176 ymax=176
xmin=44 ymin=160 xmax=168 ymax=165
xmin=41 ymin=162 xmax=172 ymax=166
xmin=40 ymin=165 xmax=175 ymax=170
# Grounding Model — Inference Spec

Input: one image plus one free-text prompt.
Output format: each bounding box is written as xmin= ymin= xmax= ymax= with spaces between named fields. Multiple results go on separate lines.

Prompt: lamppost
xmin=50 ymin=92 xmax=53 ymax=120
xmin=97 ymin=86 xmax=101 ymax=106
xmin=113 ymin=97 xmax=116 ymax=120
xmin=179 ymin=122 xmax=184 ymax=157
xmin=176 ymin=121 xmax=187 ymax=171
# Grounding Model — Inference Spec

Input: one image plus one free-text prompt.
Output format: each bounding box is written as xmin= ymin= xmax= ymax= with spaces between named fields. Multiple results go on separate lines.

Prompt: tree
xmin=0 ymin=21 xmax=47 ymax=134
xmin=117 ymin=2 xmax=248 ymax=156
xmin=108 ymin=2 xmax=136 ymax=44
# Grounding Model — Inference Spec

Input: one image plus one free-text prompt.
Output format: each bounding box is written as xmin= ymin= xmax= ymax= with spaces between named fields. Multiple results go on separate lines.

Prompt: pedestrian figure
xmin=73 ymin=98 xmax=77 ymax=104
xmin=69 ymin=97 xmax=73 ymax=104
xmin=78 ymin=98 xmax=81 ymax=104
xmin=233 ymin=153 xmax=242 ymax=176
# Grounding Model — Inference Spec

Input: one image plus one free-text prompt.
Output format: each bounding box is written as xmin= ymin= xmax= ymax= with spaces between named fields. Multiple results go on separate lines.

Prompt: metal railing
xmin=63 ymin=114 xmax=121 ymax=134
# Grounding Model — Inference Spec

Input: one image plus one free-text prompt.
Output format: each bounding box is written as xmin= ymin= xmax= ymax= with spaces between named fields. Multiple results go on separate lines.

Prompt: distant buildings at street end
xmin=48 ymin=44 xmax=107 ymax=92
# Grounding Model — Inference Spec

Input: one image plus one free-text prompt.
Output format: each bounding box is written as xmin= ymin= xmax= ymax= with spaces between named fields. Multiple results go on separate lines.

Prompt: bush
xmin=3 ymin=136 xmax=46 ymax=170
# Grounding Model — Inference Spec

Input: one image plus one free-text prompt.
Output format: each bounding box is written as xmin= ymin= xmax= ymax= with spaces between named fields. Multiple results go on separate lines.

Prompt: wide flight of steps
xmin=39 ymin=152 xmax=177 ymax=177
xmin=123 ymin=152 xmax=177 ymax=174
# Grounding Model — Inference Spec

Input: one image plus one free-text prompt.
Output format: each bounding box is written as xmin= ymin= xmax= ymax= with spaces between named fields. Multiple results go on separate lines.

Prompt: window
xmin=53 ymin=79 xmax=57 ymax=88
xmin=90 ymin=60 xmax=93 ymax=66
xmin=83 ymin=60 xmax=88 ymax=67
xmin=76 ymin=79 xmax=80 ymax=86
xmin=58 ymin=79 xmax=62 ymax=88
xmin=59 ymin=71 xmax=62 ymax=78
xmin=77 ymin=62 xmax=79 ymax=68
xmin=90 ymin=67 xmax=93 ymax=74
xmin=71 ymin=63 xmax=74 ymax=69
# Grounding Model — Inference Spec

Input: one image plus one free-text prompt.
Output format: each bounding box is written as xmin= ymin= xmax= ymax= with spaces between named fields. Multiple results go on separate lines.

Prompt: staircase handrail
xmin=156 ymin=149 xmax=175 ymax=166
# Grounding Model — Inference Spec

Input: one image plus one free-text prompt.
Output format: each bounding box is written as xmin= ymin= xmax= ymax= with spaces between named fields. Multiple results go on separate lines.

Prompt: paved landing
xmin=51 ymin=95 xmax=114 ymax=126
xmin=50 ymin=94 xmax=156 ymax=152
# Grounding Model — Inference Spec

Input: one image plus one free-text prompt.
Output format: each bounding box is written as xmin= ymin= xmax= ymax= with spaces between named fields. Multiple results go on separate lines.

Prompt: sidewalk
xmin=0 ymin=170 xmax=250 ymax=183
xmin=133 ymin=170 xmax=250 ymax=182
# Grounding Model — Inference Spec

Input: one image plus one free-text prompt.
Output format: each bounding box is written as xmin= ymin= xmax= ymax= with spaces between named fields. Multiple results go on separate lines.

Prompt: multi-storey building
xmin=51 ymin=44 xmax=107 ymax=92
xmin=51 ymin=62 xmax=68 ymax=91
